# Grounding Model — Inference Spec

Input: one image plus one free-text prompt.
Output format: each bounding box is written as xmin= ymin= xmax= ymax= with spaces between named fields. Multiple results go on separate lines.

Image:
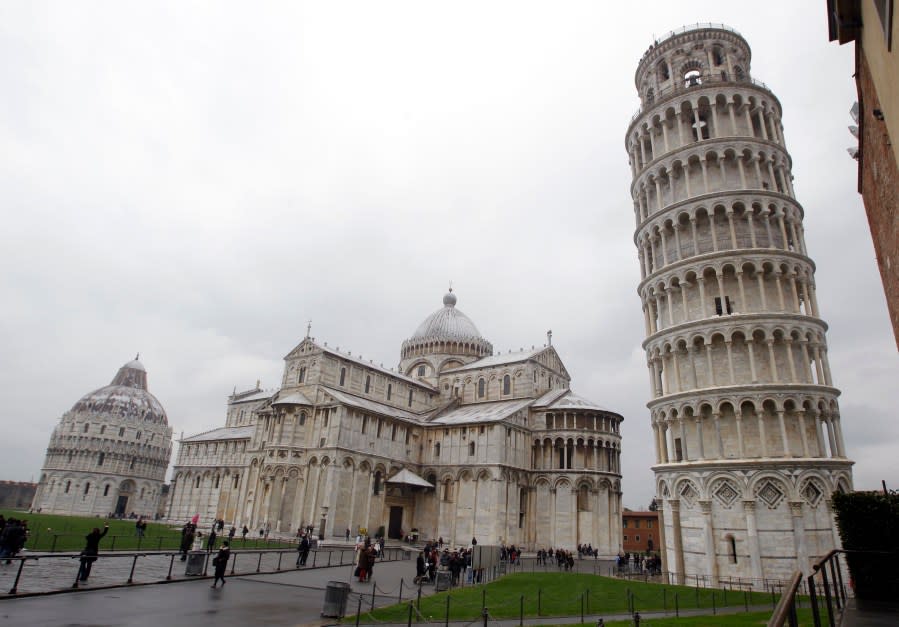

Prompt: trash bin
xmin=185 ymin=551 xmax=206 ymax=576
xmin=322 ymin=580 xmax=351 ymax=618
xmin=434 ymin=570 xmax=452 ymax=592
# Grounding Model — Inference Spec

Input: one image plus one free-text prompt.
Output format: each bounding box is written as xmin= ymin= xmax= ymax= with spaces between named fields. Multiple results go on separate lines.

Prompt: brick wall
xmin=857 ymin=47 xmax=899 ymax=349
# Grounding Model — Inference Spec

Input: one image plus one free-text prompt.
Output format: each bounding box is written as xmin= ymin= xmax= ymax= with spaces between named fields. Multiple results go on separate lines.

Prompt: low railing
xmin=767 ymin=549 xmax=852 ymax=627
xmin=767 ymin=571 xmax=804 ymax=627
xmin=0 ymin=545 xmax=409 ymax=597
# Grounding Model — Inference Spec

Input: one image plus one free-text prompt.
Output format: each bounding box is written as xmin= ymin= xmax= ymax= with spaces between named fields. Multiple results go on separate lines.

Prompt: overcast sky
xmin=2 ymin=1 xmax=896 ymax=510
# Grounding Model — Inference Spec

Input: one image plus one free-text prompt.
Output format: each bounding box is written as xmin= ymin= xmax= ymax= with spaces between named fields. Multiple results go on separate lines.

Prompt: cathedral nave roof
xmin=181 ymin=425 xmax=255 ymax=442
xmin=429 ymin=398 xmax=532 ymax=425
xmin=323 ymin=386 xmax=423 ymax=421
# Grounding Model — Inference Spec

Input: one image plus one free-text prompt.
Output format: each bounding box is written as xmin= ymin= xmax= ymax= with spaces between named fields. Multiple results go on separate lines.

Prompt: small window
xmin=361 ymin=415 xmax=368 ymax=434
xmin=479 ymin=425 xmax=485 ymax=434
xmin=195 ymin=476 xmax=201 ymax=488
xmin=65 ymin=481 xmax=71 ymax=494
xmin=636 ymin=535 xmax=641 ymax=542
xmin=364 ymin=375 xmax=371 ymax=393
xmin=97 ymin=452 xmax=105 ymax=466
xmin=377 ymin=419 xmax=383 ymax=437
xmin=624 ymin=535 xmax=629 ymax=542
xmin=130 ymin=457 xmax=135 ymax=469
xmin=373 ymin=471 xmax=382 ymax=495
xmin=84 ymin=482 xmax=91 ymax=495
xmin=408 ymin=389 xmax=413 ymax=407
xmin=391 ymin=424 xmax=397 ymax=441
xmin=103 ymin=484 xmax=110 ymax=496
xmin=468 ymin=441 xmax=475 ymax=456
xmin=136 ymin=431 xmax=141 ymax=440
xmin=502 ymin=374 xmax=511 ymax=395
xmin=214 ymin=475 xmax=220 ymax=489
xmin=623 ymin=519 xmax=628 ymax=528
xmin=728 ymin=535 xmax=738 ymax=564
xmin=387 ymin=384 xmax=392 ymax=400
xmin=635 ymin=520 xmax=641 ymax=529
xmin=83 ymin=423 xmax=89 ymax=433
xmin=299 ymin=367 xmax=306 ymax=383
xmin=648 ymin=520 xmax=653 ymax=529
xmin=339 ymin=367 xmax=346 ymax=386
xmin=299 ymin=411 xmax=306 ymax=426
xmin=417 ymin=365 xmax=426 ymax=376
xmin=434 ymin=442 xmax=441 ymax=457
xmin=477 ymin=378 xmax=486 ymax=398
xmin=140 ymin=488 xmax=145 ymax=498
xmin=119 ymin=427 xmax=125 ymax=437
xmin=100 ymin=425 xmax=106 ymax=435
xmin=233 ymin=474 xmax=240 ymax=488
xmin=405 ymin=428 xmax=411 ymax=445
xmin=714 ymin=296 xmax=733 ymax=316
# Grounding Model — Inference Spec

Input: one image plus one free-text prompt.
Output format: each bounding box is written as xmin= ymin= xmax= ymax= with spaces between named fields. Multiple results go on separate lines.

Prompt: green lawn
xmin=356 ymin=572 xmax=778 ymax=622
xmin=540 ymin=608 xmax=819 ymax=626
xmin=0 ymin=509 xmax=296 ymax=552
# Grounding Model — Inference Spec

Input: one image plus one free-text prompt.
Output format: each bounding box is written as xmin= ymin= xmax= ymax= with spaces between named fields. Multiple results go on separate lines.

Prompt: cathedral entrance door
xmin=388 ymin=506 xmax=403 ymax=539
xmin=115 ymin=495 xmax=128 ymax=515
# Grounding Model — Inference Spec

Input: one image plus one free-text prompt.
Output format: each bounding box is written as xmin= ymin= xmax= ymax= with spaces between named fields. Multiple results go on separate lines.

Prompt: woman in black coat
xmin=77 ymin=524 xmax=109 ymax=581
xmin=211 ymin=541 xmax=230 ymax=587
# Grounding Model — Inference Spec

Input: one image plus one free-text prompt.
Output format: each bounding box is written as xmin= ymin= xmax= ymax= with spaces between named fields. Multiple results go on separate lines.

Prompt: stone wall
xmin=0 ymin=481 xmax=37 ymax=510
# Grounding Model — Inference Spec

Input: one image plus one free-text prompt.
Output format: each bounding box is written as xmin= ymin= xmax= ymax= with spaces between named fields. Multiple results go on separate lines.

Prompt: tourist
xmin=210 ymin=541 xmax=230 ymax=588
xmin=415 ymin=551 xmax=426 ymax=584
xmin=296 ymin=534 xmax=310 ymax=567
xmin=228 ymin=526 xmax=236 ymax=542
xmin=242 ymin=525 xmax=249 ymax=540
xmin=179 ymin=522 xmax=195 ymax=561
xmin=135 ymin=517 xmax=146 ymax=538
xmin=207 ymin=528 xmax=217 ymax=551
xmin=77 ymin=523 xmax=109 ymax=582
xmin=345 ymin=528 xmax=350 ymax=541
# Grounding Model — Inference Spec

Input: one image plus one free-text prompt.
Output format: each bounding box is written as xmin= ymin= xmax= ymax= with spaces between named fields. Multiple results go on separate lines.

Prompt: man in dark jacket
xmin=210 ymin=541 xmax=230 ymax=588
xmin=77 ymin=523 xmax=109 ymax=581
xmin=296 ymin=534 xmax=310 ymax=566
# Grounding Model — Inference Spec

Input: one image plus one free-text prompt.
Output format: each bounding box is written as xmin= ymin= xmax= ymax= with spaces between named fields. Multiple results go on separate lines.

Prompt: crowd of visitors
xmin=0 ymin=515 xmax=29 ymax=562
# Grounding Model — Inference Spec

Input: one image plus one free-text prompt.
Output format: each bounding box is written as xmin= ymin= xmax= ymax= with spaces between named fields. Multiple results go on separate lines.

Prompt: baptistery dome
xmin=31 ymin=357 xmax=173 ymax=518
xmin=70 ymin=359 xmax=168 ymax=425
xmin=400 ymin=290 xmax=493 ymax=375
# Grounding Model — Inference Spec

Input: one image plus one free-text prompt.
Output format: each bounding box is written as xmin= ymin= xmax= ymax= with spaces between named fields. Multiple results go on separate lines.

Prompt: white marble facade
xmin=32 ymin=358 xmax=173 ymax=517
xmin=626 ymin=25 xmax=853 ymax=582
xmin=168 ymin=291 xmax=624 ymax=552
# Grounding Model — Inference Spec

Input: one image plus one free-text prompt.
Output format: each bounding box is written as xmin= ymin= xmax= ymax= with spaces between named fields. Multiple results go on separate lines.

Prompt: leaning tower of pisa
xmin=625 ymin=25 xmax=854 ymax=583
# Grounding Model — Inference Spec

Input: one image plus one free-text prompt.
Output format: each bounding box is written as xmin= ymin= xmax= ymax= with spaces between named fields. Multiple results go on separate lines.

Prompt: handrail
xmin=767 ymin=570 xmax=803 ymax=627
xmin=1 ymin=544 xmax=410 ymax=597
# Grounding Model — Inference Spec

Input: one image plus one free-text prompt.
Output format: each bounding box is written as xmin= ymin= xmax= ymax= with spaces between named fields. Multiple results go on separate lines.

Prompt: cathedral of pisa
xmin=627 ymin=25 xmax=853 ymax=582
xmin=167 ymin=290 xmax=624 ymax=552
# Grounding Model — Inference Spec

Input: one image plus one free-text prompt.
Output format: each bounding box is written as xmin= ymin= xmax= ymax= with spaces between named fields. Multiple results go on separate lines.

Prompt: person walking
xmin=77 ymin=523 xmax=109 ymax=582
xmin=296 ymin=534 xmax=310 ymax=567
xmin=210 ymin=541 xmax=230 ymax=588
xmin=228 ymin=526 xmax=236 ymax=542
xmin=207 ymin=528 xmax=217 ymax=551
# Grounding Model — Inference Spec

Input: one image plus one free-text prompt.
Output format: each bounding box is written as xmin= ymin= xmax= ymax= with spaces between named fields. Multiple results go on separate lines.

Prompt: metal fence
xmin=0 ymin=545 xmax=408 ymax=597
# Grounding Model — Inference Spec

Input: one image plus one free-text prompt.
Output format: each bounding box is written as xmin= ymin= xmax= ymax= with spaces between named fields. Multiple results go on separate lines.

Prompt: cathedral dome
xmin=401 ymin=290 xmax=493 ymax=365
xmin=70 ymin=357 xmax=168 ymax=425
xmin=411 ymin=289 xmax=483 ymax=341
